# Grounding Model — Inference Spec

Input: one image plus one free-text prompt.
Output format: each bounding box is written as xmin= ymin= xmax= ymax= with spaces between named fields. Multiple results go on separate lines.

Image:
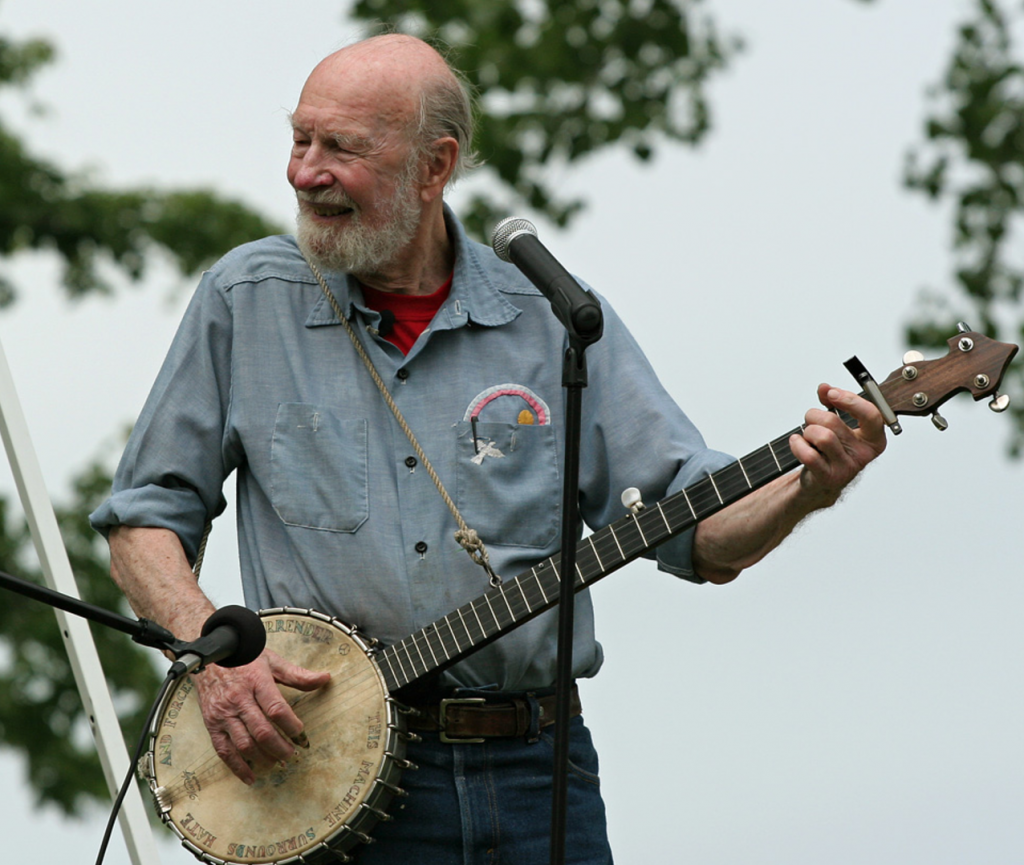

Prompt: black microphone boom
xmin=0 ymin=567 xmax=267 ymax=678
xmin=491 ymin=217 xmax=603 ymax=345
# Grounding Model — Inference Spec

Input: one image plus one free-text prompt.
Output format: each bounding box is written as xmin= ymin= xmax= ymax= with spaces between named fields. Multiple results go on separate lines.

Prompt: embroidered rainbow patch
xmin=463 ymin=383 xmax=552 ymax=426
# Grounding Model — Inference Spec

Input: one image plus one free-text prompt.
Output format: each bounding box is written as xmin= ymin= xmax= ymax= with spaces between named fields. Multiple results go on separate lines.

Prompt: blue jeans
xmin=354 ymin=715 xmax=614 ymax=864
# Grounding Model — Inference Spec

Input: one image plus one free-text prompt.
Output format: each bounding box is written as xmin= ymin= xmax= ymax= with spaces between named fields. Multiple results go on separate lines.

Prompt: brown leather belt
xmin=406 ymin=685 xmax=582 ymax=744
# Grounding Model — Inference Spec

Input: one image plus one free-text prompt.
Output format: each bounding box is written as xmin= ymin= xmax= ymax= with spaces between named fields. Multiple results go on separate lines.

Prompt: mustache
xmin=296 ymin=188 xmax=357 ymax=209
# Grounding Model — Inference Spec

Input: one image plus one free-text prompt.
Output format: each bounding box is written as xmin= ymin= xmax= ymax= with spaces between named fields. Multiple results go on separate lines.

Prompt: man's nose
xmin=289 ymin=146 xmax=334 ymax=190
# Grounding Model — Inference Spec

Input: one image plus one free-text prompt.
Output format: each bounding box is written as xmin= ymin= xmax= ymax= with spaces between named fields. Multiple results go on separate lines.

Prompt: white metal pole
xmin=0 ymin=335 xmax=162 ymax=864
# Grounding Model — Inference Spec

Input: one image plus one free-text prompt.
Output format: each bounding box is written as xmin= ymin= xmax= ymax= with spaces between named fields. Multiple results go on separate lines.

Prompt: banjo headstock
xmin=852 ymin=324 xmax=1018 ymax=433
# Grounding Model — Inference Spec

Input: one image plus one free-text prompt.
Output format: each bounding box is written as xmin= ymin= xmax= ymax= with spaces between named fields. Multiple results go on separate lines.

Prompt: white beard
xmin=295 ymin=163 xmax=422 ymax=276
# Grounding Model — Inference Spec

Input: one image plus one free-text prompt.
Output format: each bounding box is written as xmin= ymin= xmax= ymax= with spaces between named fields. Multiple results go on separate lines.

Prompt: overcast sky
xmin=1 ymin=1 xmax=1022 ymax=863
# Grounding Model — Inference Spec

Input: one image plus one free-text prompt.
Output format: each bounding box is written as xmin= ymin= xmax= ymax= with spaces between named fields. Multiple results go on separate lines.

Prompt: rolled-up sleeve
xmin=89 ymin=272 xmax=238 ymax=563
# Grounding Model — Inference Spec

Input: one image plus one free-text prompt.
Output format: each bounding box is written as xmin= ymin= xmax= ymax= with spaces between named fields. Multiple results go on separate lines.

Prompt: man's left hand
xmin=788 ymin=383 xmax=888 ymax=506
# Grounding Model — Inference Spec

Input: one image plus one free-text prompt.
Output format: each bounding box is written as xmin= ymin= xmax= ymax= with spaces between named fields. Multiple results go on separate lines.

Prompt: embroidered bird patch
xmin=470 ymin=440 xmax=505 ymax=465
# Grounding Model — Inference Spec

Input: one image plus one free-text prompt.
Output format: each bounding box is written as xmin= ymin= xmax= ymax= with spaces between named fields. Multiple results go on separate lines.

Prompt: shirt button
xmin=405 ymin=456 xmax=418 ymax=469
xmin=396 ymin=368 xmax=410 ymax=381
xmin=414 ymin=541 xmax=428 ymax=554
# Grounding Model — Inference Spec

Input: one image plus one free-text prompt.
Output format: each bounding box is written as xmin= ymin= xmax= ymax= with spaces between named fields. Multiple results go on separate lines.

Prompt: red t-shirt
xmin=361 ymin=274 xmax=453 ymax=355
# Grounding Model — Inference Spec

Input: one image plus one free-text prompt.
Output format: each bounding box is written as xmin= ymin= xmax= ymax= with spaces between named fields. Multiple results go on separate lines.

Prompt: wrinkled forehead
xmin=293 ymin=48 xmax=422 ymax=142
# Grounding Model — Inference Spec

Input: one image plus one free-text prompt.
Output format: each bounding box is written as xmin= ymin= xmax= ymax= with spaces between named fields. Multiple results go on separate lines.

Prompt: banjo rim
xmin=141 ymin=607 xmax=411 ymax=865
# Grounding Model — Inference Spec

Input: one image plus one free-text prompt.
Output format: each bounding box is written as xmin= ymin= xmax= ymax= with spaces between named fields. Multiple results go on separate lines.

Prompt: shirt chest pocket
xmin=454 ymin=421 xmax=560 ymax=548
xmin=270 ymin=403 xmax=368 ymax=532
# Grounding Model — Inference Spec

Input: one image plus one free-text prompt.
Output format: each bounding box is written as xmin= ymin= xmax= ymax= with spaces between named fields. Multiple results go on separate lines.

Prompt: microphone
xmin=491 ymin=217 xmax=603 ymax=343
xmin=170 ymin=605 xmax=267 ymax=676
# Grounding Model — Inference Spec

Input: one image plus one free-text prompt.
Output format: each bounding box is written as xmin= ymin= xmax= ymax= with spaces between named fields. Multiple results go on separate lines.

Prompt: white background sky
xmin=1 ymin=0 xmax=1022 ymax=863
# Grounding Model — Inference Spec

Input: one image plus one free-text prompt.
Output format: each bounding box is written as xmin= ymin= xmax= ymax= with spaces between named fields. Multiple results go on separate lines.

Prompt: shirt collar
xmin=304 ymin=204 xmax=522 ymax=330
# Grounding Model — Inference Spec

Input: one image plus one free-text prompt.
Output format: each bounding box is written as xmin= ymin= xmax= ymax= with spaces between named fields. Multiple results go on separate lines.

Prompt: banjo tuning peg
xmin=620 ymin=487 xmax=645 ymax=514
xmin=989 ymin=392 xmax=1010 ymax=413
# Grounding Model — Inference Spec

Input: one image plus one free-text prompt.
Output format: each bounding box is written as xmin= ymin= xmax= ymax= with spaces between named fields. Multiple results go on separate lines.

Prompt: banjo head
xmin=142 ymin=608 xmax=407 ymax=864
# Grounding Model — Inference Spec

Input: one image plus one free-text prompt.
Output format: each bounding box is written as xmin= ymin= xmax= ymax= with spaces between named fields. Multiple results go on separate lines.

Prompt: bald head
xmin=318 ymin=33 xmax=453 ymax=85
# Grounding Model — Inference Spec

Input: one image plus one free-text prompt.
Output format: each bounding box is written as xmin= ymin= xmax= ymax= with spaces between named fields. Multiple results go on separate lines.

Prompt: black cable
xmin=94 ymin=669 xmax=179 ymax=865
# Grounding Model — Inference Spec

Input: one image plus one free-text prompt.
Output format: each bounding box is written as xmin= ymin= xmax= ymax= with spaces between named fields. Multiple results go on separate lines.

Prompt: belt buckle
xmin=438 ymin=697 xmax=487 ymax=744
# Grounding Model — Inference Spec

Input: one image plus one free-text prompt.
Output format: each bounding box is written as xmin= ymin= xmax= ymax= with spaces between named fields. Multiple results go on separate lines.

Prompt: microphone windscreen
xmin=201 ymin=605 xmax=267 ymax=667
xmin=491 ymin=217 xmax=537 ymax=262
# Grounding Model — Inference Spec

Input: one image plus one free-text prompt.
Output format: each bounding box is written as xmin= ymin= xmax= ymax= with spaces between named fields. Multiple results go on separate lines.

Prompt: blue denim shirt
xmin=91 ymin=209 xmax=733 ymax=690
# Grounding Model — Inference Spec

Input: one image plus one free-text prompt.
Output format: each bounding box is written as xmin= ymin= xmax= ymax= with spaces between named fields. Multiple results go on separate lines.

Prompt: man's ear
xmin=419 ymin=137 xmax=458 ymax=202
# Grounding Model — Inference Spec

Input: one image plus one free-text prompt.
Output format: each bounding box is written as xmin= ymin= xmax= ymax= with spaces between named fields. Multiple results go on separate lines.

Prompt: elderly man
xmin=92 ymin=34 xmax=885 ymax=864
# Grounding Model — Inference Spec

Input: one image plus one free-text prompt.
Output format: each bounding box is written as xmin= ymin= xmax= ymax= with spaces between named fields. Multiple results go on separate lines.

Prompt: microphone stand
xmin=545 ymin=296 xmax=603 ymax=865
xmin=490 ymin=218 xmax=604 ymax=865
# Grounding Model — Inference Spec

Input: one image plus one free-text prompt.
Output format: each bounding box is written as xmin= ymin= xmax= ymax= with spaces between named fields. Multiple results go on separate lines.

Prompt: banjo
xmin=141 ymin=328 xmax=1017 ymax=864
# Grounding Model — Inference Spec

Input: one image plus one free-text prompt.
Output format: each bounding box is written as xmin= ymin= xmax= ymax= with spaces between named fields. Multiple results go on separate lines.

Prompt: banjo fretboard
xmin=374 ymin=423 xmax=809 ymax=693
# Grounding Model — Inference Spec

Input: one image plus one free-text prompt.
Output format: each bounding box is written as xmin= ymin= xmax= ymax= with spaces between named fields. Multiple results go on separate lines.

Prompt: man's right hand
xmin=191 ymin=648 xmax=332 ymax=785
xmin=107 ymin=526 xmax=333 ymax=784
